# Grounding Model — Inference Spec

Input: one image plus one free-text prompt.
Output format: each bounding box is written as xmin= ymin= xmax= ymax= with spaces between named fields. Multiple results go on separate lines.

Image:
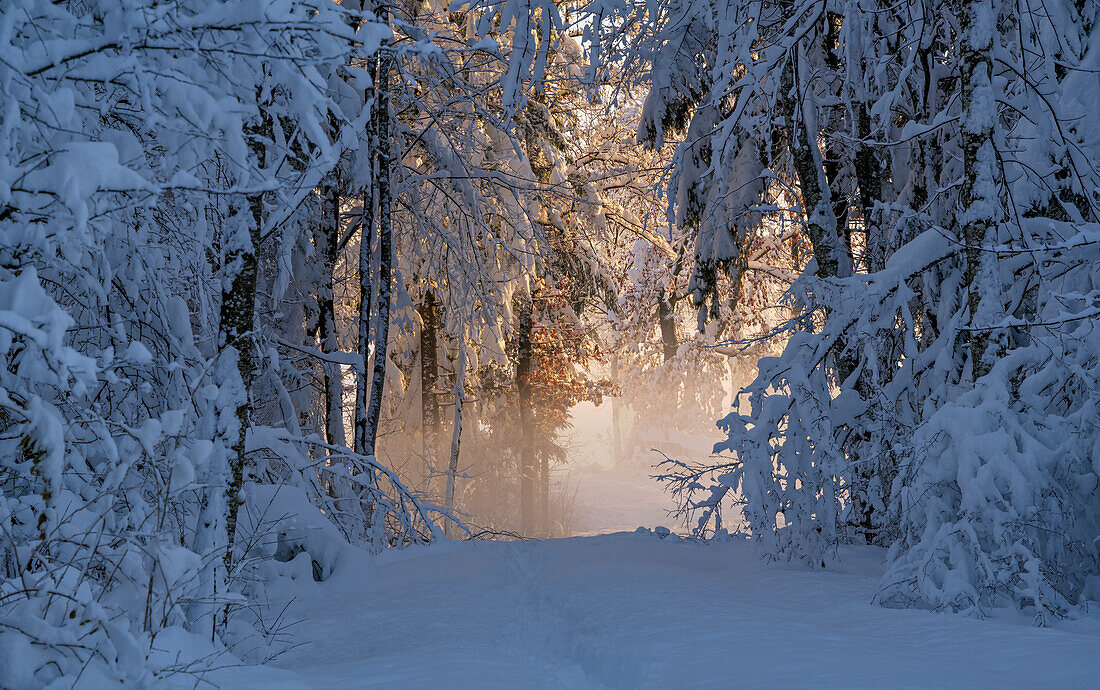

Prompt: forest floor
xmin=252 ymin=533 xmax=1100 ymax=689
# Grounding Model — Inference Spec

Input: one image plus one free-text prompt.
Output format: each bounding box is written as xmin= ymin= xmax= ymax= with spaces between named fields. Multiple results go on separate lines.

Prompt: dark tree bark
xmin=418 ymin=291 xmax=441 ymax=475
xmin=821 ymin=12 xmax=853 ymax=270
xmin=658 ymin=247 xmax=686 ymax=360
xmin=780 ymin=51 xmax=849 ymax=282
xmin=854 ymin=102 xmax=884 ymax=272
xmin=657 ymin=289 xmax=678 ymax=362
xmin=353 ymin=186 xmax=374 ymax=457
xmin=363 ymin=49 xmax=393 ymax=460
xmin=319 ymin=184 xmax=346 ymax=448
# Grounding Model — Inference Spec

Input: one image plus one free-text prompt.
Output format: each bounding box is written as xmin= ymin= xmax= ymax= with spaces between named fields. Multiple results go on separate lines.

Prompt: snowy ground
xmin=261 ymin=534 xmax=1100 ymax=689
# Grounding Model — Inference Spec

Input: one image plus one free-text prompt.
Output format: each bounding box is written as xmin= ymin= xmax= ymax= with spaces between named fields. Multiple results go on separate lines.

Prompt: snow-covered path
xmin=266 ymin=534 xmax=1100 ymax=689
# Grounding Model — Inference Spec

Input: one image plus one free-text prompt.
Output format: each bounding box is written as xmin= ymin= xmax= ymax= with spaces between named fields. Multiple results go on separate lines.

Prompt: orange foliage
xmin=524 ymin=282 xmax=615 ymax=435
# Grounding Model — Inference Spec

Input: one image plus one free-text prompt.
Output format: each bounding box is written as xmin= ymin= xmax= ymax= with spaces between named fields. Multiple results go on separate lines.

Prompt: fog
xmin=554 ymin=400 xmax=718 ymax=536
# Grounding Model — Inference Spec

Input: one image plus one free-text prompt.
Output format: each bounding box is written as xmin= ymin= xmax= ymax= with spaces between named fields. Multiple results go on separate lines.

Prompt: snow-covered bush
xmin=595 ymin=0 xmax=1100 ymax=620
xmin=0 ymin=0 xmax=407 ymax=682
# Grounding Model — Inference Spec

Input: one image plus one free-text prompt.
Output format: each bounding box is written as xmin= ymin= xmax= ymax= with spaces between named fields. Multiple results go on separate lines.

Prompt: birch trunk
xmin=221 ymin=193 xmax=261 ymax=575
xmin=444 ymin=328 xmax=467 ymax=539
xmin=319 ymin=184 xmax=346 ymax=448
xmin=957 ymin=0 xmax=998 ymax=378
xmin=353 ymin=196 xmax=375 ymax=455
xmin=363 ymin=39 xmax=393 ymax=460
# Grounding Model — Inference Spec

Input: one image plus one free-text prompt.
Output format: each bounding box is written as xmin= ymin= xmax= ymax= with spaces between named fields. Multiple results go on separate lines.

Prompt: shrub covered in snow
xmin=0 ymin=0 xmax=419 ymax=684
xmin=593 ymin=0 xmax=1100 ymax=621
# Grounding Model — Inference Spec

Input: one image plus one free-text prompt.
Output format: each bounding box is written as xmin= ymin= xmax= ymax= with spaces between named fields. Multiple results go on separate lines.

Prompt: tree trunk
xmin=781 ymin=49 xmax=849 ymax=282
xmin=515 ymin=294 xmax=536 ymax=535
xmin=657 ymin=289 xmax=678 ymax=362
xmin=419 ymin=291 xmax=441 ymax=483
xmin=957 ymin=0 xmax=998 ymax=378
xmin=221 ymin=193 xmax=261 ymax=575
xmin=319 ymin=184 xmax=346 ymax=448
xmin=363 ymin=8 xmax=394 ymax=462
xmin=783 ymin=47 xmax=855 ymax=387
xmin=821 ymin=12 xmax=853 ymax=270
xmin=444 ymin=327 xmax=467 ymax=539
xmin=353 ymin=198 xmax=375 ymax=455
xmin=854 ymin=101 xmax=884 ymax=272
xmin=353 ymin=19 xmax=395 ymax=547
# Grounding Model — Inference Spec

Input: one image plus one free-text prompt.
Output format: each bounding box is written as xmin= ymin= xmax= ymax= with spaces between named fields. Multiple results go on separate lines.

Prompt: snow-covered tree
xmin=594 ymin=0 xmax=1100 ymax=620
xmin=0 ymin=0 xmax=447 ymax=682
